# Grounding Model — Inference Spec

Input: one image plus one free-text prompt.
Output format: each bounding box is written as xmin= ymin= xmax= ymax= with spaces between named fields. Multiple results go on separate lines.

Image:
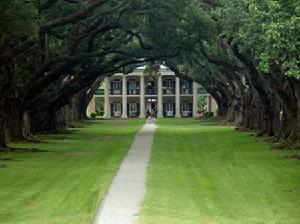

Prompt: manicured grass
xmin=0 ymin=119 xmax=143 ymax=224
xmin=138 ymin=119 xmax=300 ymax=224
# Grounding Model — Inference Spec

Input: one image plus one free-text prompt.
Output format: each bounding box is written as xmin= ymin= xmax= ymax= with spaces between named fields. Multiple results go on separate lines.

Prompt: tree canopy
xmin=0 ymin=0 xmax=300 ymax=148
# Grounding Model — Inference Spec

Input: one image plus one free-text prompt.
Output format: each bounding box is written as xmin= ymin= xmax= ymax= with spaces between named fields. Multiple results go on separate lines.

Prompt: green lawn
xmin=138 ymin=119 xmax=300 ymax=224
xmin=0 ymin=119 xmax=143 ymax=224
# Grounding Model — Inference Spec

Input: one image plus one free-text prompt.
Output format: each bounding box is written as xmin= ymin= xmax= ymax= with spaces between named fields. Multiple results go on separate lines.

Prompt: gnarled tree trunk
xmin=0 ymin=119 xmax=6 ymax=148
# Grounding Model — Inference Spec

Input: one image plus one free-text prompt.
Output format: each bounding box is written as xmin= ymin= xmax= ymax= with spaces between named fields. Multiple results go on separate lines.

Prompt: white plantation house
xmin=87 ymin=67 xmax=218 ymax=118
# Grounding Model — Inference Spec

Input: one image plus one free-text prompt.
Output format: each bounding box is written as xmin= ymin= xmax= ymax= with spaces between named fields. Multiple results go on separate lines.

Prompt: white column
xmin=207 ymin=95 xmax=212 ymax=112
xmin=175 ymin=77 xmax=181 ymax=118
xmin=157 ymin=75 xmax=163 ymax=118
xmin=104 ymin=77 xmax=111 ymax=118
xmin=193 ymin=82 xmax=199 ymax=118
xmin=139 ymin=74 xmax=146 ymax=118
xmin=211 ymin=97 xmax=218 ymax=116
xmin=86 ymin=97 xmax=96 ymax=117
xmin=122 ymin=75 xmax=128 ymax=118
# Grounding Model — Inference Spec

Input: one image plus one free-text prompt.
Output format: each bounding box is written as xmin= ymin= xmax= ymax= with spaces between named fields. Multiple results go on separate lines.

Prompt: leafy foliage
xmin=0 ymin=0 xmax=39 ymax=37
xmin=216 ymin=0 xmax=300 ymax=77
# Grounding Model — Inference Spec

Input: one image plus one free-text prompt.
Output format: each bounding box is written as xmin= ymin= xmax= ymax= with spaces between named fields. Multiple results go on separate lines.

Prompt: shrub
xmin=204 ymin=111 xmax=214 ymax=117
xmin=90 ymin=112 xmax=97 ymax=119
xmin=96 ymin=110 xmax=104 ymax=116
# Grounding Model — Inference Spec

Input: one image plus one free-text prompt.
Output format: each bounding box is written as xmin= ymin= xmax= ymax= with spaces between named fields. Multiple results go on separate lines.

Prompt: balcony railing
xmin=100 ymin=86 xmax=196 ymax=96
xmin=163 ymin=88 xmax=175 ymax=95
xmin=145 ymin=89 xmax=158 ymax=95
xmin=180 ymin=88 xmax=193 ymax=95
xmin=111 ymin=89 xmax=122 ymax=95
xmin=128 ymin=89 xmax=140 ymax=95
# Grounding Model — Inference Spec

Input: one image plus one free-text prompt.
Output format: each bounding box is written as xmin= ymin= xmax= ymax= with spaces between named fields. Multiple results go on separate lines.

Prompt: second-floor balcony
xmin=128 ymin=80 xmax=140 ymax=95
xmin=128 ymin=89 xmax=140 ymax=95
xmin=111 ymin=89 xmax=122 ymax=95
xmin=163 ymin=79 xmax=175 ymax=95
xmin=180 ymin=88 xmax=193 ymax=95
xmin=110 ymin=80 xmax=122 ymax=95
xmin=106 ymin=78 xmax=196 ymax=96
xmin=163 ymin=87 xmax=175 ymax=95
xmin=145 ymin=80 xmax=157 ymax=95
xmin=180 ymin=80 xmax=193 ymax=95
xmin=145 ymin=88 xmax=158 ymax=95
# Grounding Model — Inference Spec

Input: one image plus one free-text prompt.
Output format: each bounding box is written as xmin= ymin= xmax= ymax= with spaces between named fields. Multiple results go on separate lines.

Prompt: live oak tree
xmin=0 ymin=0 xmax=193 ymax=148
xmin=165 ymin=0 xmax=300 ymax=145
xmin=194 ymin=0 xmax=300 ymax=142
xmin=215 ymin=0 xmax=300 ymax=141
xmin=0 ymin=0 xmax=299 ymax=149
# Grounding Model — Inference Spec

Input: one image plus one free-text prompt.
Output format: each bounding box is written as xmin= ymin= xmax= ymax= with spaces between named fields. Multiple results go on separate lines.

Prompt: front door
xmin=146 ymin=99 xmax=157 ymax=116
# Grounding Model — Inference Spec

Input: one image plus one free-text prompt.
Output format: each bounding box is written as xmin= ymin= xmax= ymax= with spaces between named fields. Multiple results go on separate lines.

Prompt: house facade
xmin=87 ymin=67 xmax=218 ymax=118
xmin=106 ymin=68 xmax=199 ymax=118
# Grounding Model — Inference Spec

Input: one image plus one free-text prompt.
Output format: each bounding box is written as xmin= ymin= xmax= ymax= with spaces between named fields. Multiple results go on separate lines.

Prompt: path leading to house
xmin=93 ymin=118 xmax=156 ymax=224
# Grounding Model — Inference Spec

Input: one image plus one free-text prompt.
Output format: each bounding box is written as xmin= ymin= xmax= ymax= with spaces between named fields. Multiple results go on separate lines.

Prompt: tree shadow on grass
xmin=0 ymin=158 xmax=16 ymax=168
xmin=68 ymin=120 xmax=100 ymax=128
xmin=0 ymin=147 xmax=48 ymax=153
xmin=284 ymin=155 xmax=300 ymax=160
xmin=37 ymin=129 xmax=81 ymax=142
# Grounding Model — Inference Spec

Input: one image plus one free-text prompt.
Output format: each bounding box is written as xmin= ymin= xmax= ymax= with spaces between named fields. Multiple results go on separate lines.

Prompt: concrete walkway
xmin=93 ymin=119 xmax=156 ymax=224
